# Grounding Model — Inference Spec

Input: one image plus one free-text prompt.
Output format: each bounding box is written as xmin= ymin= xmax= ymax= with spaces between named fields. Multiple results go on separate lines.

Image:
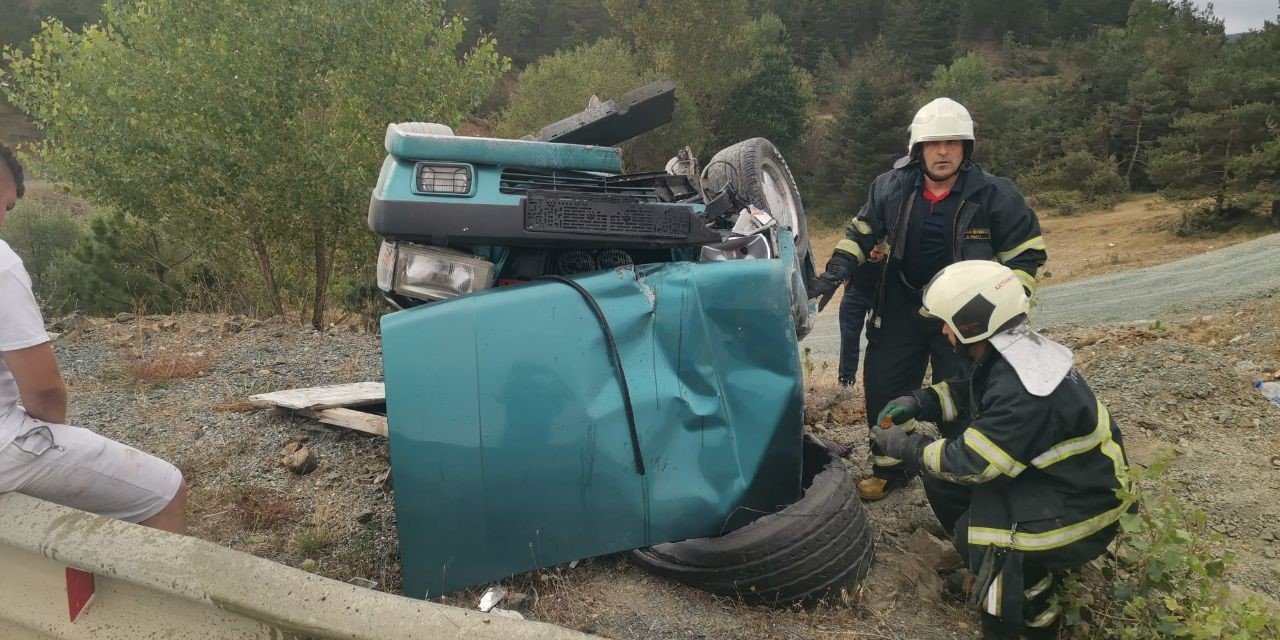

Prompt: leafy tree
xmin=3 ymin=0 xmax=506 ymax=327
xmin=923 ymin=52 xmax=1050 ymax=179
xmin=882 ymin=0 xmax=956 ymax=76
xmin=713 ymin=15 xmax=814 ymax=161
xmin=813 ymin=49 xmax=841 ymax=99
xmin=1149 ymin=18 xmax=1280 ymax=220
xmin=959 ymin=0 xmax=1048 ymax=43
xmin=1050 ymin=0 xmax=1224 ymax=189
xmin=496 ymin=0 xmax=538 ymax=65
xmin=814 ymin=40 xmax=918 ymax=222
xmin=494 ymin=38 xmax=688 ymax=169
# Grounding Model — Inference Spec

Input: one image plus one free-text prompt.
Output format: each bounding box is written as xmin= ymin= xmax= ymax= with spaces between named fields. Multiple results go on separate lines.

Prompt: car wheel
xmin=705 ymin=138 xmax=817 ymax=339
xmin=628 ymin=435 xmax=875 ymax=606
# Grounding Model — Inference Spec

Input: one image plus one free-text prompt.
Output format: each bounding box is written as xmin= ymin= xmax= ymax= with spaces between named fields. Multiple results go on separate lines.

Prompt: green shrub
xmin=1058 ymin=454 xmax=1280 ymax=639
xmin=0 ymin=200 xmax=86 ymax=312
xmin=1025 ymin=151 xmax=1127 ymax=214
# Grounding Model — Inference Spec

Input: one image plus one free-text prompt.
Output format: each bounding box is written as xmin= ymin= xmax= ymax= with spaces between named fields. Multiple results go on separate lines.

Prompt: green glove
xmin=876 ymin=395 xmax=920 ymax=427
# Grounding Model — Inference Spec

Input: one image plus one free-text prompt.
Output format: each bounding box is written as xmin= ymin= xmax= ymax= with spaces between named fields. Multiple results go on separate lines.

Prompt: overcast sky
xmin=1196 ymin=0 xmax=1278 ymax=33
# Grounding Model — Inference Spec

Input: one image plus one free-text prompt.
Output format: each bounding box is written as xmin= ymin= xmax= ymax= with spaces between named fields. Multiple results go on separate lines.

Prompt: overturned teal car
xmin=371 ymin=82 xmax=873 ymax=605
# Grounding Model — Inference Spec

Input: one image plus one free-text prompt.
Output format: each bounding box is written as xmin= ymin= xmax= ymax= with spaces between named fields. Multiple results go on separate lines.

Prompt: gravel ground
xmin=41 ymin=290 xmax=1280 ymax=639
xmin=1033 ymin=231 xmax=1280 ymax=327
xmin=802 ymin=231 xmax=1280 ymax=365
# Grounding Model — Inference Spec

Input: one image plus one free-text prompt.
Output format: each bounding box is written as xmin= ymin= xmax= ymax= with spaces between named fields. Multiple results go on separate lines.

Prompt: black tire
xmin=704 ymin=138 xmax=817 ymax=340
xmin=629 ymin=436 xmax=875 ymax=606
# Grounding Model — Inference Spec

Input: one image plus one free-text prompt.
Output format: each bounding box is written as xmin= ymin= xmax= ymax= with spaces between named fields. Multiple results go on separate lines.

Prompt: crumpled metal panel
xmin=382 ymin=233 xmax=806 ymax=598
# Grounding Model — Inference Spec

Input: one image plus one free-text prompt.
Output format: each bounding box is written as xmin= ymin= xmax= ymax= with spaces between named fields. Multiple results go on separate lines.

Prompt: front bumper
xmin=369 ymin=189 xmax=722 ymax=249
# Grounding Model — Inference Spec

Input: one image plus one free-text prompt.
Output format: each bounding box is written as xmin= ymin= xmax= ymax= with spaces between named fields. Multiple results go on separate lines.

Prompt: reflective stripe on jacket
xmin=834 ymin=159 xmax=1047 ymax=321
xmin=910 ymin=351 xmax=1130 ymax=553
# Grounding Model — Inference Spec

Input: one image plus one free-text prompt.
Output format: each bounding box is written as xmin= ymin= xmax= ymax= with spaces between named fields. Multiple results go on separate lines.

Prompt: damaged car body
xmin=371 ymin=82 xmax=873 ymax=602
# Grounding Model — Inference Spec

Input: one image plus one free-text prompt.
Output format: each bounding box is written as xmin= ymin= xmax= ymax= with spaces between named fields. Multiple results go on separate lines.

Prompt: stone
xmin=49 ymin=311 xmax=88 ymax=333
xmin=505 ymin=592 xmax=533 ymax=613
xmin=223 ymin=319 xmax=245 ymax=334
xmin=159 ymin=319 xmax=179 ymax=332
xmin=356 ymin=508 xmax=375 ymax=524
xmin=905 ymin=527 xmax=964 ymax=571
xmin=115 ymin=312 xmax=136 ymax=323
xmin=282 ymin=446 xmax=318 ymax=474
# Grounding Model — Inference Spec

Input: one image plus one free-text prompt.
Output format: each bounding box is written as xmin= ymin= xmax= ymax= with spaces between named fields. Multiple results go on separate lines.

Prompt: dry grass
xmin=211 ymin=396 xmax=259 ymax=413
xmin=204 ymin=484 xmax=299 ymax=533
xmin=125 ymin=351 xmax=215 ymax=381
xmin=293 ymin=499 xmax=343 ymax=553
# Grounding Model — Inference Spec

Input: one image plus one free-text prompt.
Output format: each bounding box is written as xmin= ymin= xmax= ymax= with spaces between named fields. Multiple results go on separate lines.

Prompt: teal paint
xmin=382 ymin=232 xmax=807 ymax=598
xmin=385 ymin=129 xmax=622 ymax=173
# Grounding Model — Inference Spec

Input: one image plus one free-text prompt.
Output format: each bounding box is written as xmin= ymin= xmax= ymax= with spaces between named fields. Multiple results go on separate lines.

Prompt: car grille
xmin=524 ymin=191 xmax=692 ymax=238
xmin=500 ymin=168 xmax=658 ymax=200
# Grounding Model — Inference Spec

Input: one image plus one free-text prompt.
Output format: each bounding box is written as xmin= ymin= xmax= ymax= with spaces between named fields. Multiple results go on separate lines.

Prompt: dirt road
xmin=803 ymin=231 xmax=1280 ymax=365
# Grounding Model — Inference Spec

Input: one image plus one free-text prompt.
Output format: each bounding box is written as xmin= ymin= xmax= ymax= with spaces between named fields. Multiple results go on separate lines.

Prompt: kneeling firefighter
xmin=872 ymin=261 xmax=1132 ymax=639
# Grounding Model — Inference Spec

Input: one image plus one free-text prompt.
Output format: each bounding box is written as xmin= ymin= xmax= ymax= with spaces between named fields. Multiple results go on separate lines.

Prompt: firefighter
xmin=808 ymin=97 xmax=1047 ymax=500
xmin=873 ymin=260 xmax=1131 ymax=639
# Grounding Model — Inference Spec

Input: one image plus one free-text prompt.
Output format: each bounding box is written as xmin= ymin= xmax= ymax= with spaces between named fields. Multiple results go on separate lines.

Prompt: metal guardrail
xmin=0 ymin=493 xmax=599 ymax=640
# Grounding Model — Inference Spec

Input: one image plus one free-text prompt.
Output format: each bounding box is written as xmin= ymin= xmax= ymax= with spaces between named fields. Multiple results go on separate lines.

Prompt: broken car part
xmin=381 ymin=232 xmax=809 ymax=599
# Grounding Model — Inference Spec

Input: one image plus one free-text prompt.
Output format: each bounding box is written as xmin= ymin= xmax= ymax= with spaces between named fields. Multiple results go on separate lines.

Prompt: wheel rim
xmin=759 ymin=161 xmax=800 ymax=239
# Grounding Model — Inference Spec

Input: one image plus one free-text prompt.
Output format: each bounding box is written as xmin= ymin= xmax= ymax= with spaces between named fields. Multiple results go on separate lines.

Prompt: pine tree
xmin=882 ymin=0 xmax=957 ymax=77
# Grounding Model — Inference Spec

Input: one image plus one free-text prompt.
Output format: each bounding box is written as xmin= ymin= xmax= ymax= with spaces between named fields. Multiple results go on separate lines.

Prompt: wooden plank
xmin=298 ymin=407 xmax=388 ymax=438
xmin=249 ymin=382 xmax=385 ymax=411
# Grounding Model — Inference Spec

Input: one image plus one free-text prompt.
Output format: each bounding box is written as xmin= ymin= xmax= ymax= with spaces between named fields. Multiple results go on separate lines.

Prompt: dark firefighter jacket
xmin=903 ymin=348 xmax=1131 ymax=621
xmin=909 ymin=350 xmax=1130 ymax=547
xmin=834 ymin=159 xmax=1047 ymax=324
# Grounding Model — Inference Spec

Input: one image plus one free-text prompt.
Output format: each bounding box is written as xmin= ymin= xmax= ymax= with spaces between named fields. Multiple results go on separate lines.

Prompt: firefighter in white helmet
xmin=808 ymin=97 xmax=1048 ymax=500
xmin=873 ymin=260 xmax=1130 ymax=640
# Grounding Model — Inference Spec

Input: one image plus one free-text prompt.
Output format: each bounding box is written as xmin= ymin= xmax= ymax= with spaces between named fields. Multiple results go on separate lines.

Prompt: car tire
xmin=628 ymin=436 xmax=876 ymax=606
xmin=704 ymin=138 xmax=817 ymax=339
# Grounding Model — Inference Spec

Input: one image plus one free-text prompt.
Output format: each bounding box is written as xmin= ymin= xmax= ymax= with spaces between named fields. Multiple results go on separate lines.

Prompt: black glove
xmin=873 ymin=425 xmax=928 ymax=475
xmin=876 ymin=395 xmax=921 ymax=427
xmin=808 ymin=252 xmax=857 ymax=311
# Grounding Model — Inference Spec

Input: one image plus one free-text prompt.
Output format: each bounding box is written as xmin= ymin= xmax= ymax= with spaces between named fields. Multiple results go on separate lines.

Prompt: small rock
xmin=356 ymin=509 xmax=375 ymax=524
xmin=1212 ymin=524 xmax=1230 ymax=535
xmin=505 ymin=592 xmax=533 ymax=613
xmin=1262 ymin=532 xmax=1274 ymax=543
xmin=159 ymin=319 xmax=179 ymax=332
xmin=905 ymin=527 xmax=964 ymax=571
xmin=49 ymin=311 xmax=88 ymax=332
xmin=282 ymin=446 xmax=318 ymax=474
xmin=1271 ymin=455 xmax=1280 ymax=469
xmin=115 ymin=312 xmax=136 ymax=323
xmin=248 ymin=534 xmax=268 ymax=544
xmin=1266 ymin=548 xmax=1279 ymax=560
xmin=223 ymin=319 xmax=244 ymax=334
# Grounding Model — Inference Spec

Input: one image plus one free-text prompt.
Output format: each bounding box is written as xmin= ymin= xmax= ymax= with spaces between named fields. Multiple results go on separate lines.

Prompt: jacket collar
xmin=893 ymin=157 xmax=989 ymax=200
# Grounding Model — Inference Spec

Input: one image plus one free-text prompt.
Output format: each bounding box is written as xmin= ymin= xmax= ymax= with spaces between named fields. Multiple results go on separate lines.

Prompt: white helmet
xmin=921 ymin=261 xmax=1028 ymax=344
xmin=908 ymin=97 xmax=975 ymax=153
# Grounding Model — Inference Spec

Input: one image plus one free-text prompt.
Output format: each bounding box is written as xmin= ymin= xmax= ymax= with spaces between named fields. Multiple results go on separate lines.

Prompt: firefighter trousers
xmin=863 ymin=276 xmax=967 ymax=478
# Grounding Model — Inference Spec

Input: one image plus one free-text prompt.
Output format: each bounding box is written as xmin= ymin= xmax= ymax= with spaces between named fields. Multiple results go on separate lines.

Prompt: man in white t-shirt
xmin=0 ymin=144 xmax=185 ymax=533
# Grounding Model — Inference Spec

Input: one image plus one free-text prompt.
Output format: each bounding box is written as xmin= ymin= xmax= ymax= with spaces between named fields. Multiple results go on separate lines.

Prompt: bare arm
xmin=2 ymin=342 xmax=66 ymax=424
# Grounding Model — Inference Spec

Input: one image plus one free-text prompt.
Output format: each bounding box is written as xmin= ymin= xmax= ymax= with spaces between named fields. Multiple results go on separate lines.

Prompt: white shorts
xmin=0 ymin=413 xmax=182 ymax=523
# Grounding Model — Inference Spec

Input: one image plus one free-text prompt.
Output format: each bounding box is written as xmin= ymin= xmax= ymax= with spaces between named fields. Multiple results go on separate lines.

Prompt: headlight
xmin=415 ymin=162 xmax=473 ymax=195
xmin=383 ymin=243 xmax=494 ymax=301
xmin=376 ymin=241 xmax=397 ymax=291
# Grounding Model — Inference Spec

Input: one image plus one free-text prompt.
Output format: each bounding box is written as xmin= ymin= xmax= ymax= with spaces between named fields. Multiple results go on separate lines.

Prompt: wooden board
xmin=249 ymin=382 xmax=385 ymax=411
xmin=298 ymin=407 xmax=388 ymax=438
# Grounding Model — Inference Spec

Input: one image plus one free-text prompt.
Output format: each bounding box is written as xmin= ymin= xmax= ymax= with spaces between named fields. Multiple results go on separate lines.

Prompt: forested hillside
xmin=1 ymin=0 xmax=1277 ymax=321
